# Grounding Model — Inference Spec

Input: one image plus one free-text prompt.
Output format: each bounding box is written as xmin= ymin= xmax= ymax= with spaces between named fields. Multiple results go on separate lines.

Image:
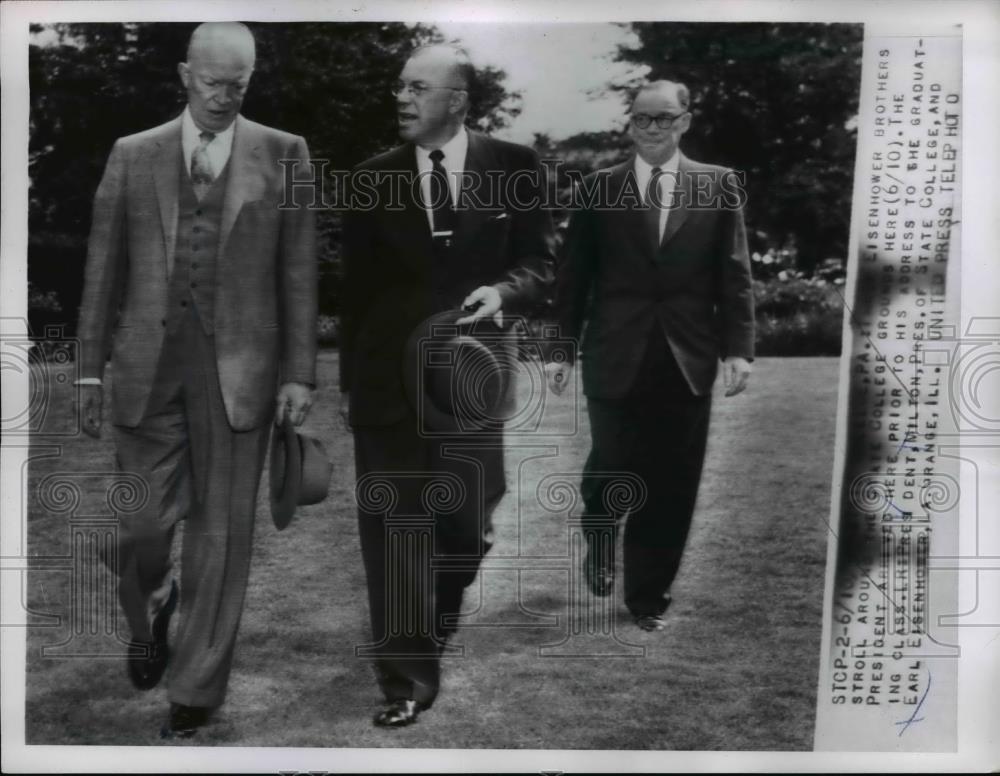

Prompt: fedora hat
xmin=403 ymin=309 xmax=512 ymax=433
xmin=269 ymin=419 xmax=333 ymax=530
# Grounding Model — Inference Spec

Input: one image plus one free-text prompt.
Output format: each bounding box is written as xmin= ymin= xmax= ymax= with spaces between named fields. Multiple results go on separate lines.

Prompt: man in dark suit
xmin=76 ymin=23 xmax=316 ymax=737
xmin=341 ymin=44 xmax=554 ymax=727
xmin=546 ymin=80 xmax=754 ymax=632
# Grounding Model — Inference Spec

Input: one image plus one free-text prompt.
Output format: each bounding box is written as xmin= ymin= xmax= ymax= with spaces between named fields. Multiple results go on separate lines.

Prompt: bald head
xmin=396 ymin=44 xmax=475 ymax=148
xmin=187 ymin=22 xmax=256 ymax=67
xmin=408 ymin=44 xmax=476 ymax=93
xmin=179 ymin=23 xmax=256 ymax=132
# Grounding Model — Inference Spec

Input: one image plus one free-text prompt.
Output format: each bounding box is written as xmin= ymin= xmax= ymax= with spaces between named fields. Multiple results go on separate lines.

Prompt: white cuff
xmin=73 ymin=378 xmax=102 ymax=386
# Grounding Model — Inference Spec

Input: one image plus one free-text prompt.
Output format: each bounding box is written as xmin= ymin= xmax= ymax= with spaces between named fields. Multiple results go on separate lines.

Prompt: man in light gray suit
xmin=76 ymin=22 xmax=316 ymax=738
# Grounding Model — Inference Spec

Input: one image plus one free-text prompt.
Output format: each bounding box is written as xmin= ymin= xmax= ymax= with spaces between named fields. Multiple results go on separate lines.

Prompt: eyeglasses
xmin=392 ymin=80 xmax=466 ymax=98
xmin=631 ymin=112 xmax=687 ymax=130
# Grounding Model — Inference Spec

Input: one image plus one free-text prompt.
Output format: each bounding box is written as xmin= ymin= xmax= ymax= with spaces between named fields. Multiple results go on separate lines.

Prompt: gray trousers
xmin=112 ymin=306 xmax=271 ymax=707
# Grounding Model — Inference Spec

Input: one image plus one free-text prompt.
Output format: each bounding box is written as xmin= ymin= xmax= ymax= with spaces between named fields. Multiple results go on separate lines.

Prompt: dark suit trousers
xmin=111 ymin=306 xmax=271 ymax=707
xmin=581 ymin=329 xmax=711 ymax=616
xmin=353 ymin=416 xmax=504 ymax=706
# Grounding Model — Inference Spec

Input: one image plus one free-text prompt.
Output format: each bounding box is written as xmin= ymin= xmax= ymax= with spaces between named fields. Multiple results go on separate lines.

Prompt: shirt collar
xmin=634 ymin=149 xmax=680 ymax=179
xmin=415 ymin=126 xmax=469 ymax=171
xmin=181 ymin=106 xmax=236 ymax=154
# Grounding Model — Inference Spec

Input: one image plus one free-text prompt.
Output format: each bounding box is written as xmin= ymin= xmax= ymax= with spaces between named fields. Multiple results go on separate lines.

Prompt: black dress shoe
xmin=583 ymin=548 xmax=614 ymax=597
xmin=160 ymin=703 xmax=211 ymax=739
xmin=127 ymin=580 xmax=178 ymax=690
xmin=634 ymin=614 xmax=666 ymax=632
xmin=373 ymin=699 xmax=427 ymax=728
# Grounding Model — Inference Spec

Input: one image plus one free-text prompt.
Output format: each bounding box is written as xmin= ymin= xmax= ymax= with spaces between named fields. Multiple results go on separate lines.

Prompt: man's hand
xmin=723 ymin=357 xmax=752 ymax=397
xmin=337 ymin=390 xmax=351 ymax=431
xmin=275 ymin=382 xmax=313 ymax=427
xmin=457 ymin=286 xmax=503 ymax=327
xmin=77 ymin=384 xmax=104 ymax=438
xmin=545 ymin=361 xmax=573 ymax=396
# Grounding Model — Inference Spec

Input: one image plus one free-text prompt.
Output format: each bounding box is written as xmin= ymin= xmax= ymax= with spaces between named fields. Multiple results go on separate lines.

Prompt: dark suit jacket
xmin=77 ymin=114 xmax=317 ymax=431
xmin=556 ymin=153 xmax=754 ymax=398
xmin=341 ymin=130 xmax=556 ymax=427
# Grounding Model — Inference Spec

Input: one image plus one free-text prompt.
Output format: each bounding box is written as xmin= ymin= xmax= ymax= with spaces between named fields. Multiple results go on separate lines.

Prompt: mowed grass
xmin=24 ymin=354 xmax=838 ymax=749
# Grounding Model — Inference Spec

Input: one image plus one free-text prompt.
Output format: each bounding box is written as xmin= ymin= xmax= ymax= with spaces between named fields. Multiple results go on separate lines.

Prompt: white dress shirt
xmin=182 ymin=106 xmax=235 ymax=182
xmin=634 ymin=150 xmax=680 ymax=242
xmin=415 ymin=126 xmax=469 ymax=232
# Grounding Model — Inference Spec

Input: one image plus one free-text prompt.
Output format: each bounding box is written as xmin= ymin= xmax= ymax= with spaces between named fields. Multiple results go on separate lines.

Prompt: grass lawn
xmin=24 ymin=354 xmax=838 ymax=749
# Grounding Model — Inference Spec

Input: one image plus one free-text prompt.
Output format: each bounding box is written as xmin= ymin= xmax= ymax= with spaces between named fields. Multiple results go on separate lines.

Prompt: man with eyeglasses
xmin=546 ymin=79 xmax=754 ymax=633
xmin=75 ymin=22 xmax=316 ymax=738
xmin=341 ymin=43 xmax=554 ymax=727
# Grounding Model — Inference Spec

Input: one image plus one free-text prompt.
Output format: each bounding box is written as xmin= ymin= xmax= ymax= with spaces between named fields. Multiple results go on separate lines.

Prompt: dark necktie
xmin=646 ymin=165 xmax=664 ymax=250
xmin=191 ymin=130 xmax=216 ymax=200
xmin=428 ymin=148 xmax=456 ymax=247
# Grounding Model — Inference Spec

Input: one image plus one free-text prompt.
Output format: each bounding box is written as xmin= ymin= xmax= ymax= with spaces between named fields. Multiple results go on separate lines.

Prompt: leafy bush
xmin=753 ymin=275 xmax=842 ymax=318
xmin=755 ymin=311 xmax=843 ymax=356
xmin=753 ymin=271 xmax=845 ymax=355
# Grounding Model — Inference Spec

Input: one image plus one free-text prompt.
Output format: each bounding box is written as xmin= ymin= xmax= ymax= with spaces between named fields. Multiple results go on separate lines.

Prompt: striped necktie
xmin=191 ymin=130 xmax=216 ymax=201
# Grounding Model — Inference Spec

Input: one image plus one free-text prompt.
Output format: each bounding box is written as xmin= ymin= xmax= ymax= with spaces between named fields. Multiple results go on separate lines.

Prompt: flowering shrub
xmin=753 ymin=269 xmax=845 ymax=356
xmin=749 ymin=247 xmax=797 ymax=279
xmin=753 ymin=275 xmax=842 ymax=318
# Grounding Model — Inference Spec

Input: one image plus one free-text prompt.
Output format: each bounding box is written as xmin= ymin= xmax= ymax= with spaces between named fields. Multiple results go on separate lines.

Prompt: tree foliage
xmin=619 ymin=22 xmax=863 ymax=268
xmin=28 ymin=21 xmax=861 ymax=339
xmin=537 ymin=23 xmax=862 ymax=272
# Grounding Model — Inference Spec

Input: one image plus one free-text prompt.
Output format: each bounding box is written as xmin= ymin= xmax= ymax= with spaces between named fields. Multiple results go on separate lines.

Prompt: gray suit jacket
xmin=77 ymin=114 xmax=317 ymax=431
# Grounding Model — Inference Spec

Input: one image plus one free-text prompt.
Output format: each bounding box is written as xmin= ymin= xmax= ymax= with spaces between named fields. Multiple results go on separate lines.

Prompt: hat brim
xmin=403 ymin=309 xmax=509 ymax=433
xmin=269 ymin=419 xmax=301 ymax=531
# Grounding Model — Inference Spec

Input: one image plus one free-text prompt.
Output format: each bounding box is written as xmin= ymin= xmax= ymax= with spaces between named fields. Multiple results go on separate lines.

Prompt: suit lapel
xmin=656 ymin=154 xmax=691 ymax=253
xmin=152 ymin=116 xmax=183 ymax=278
xmin=397 ymin=144 xmax=435 ymax=271
xmin=609 ymin=159 xmax=654 ymax=263
xmin=453 ymin=131 xmax=496 ymax=254
xmin=219 ymin=115 xmax=265 ymax=254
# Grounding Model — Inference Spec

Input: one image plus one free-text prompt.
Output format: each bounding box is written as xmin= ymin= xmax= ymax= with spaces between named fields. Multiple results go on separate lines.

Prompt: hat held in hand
xmin=269 ymin=418 xmax=332 ymax=530
xmin=403 ymin=308 xmax=512 ymax=433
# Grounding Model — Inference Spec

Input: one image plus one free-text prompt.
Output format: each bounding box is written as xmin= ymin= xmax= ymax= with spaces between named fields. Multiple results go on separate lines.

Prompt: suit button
xmin=161 ymin=319 xmax=166 ymax=327
xmin=190 ymin=282 xmax=197 ymax=289
xmin=180 ymin=300 xmax=188 ymax=308
xmin=193 ymin=226 xmax=201 ymax=233
xmin=191 ymin=262 xmax=199 ymax=269
xmin=196 ymin=209 xmax=203 ymax=216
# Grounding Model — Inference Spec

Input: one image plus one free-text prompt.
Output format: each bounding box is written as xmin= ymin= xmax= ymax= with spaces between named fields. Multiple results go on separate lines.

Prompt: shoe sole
xmin=128 ymin=581 xmax=178 ymax=691
xmin=160 ymin=726 xmax=198 ymax=740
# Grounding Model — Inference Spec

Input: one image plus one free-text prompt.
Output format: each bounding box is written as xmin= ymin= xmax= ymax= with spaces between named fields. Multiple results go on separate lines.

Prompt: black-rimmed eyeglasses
xmin=392 ymin=80 xmax=466 ymax=98
xmin=631 ymin=112 xmax=687 ymax=130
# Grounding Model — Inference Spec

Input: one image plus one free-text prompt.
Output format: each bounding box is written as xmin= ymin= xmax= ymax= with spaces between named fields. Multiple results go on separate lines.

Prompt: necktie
xmin=646 ymin=165 xmax=664 ymax=250
xmin=428 ymin=149 xmax=456 ymax=248
xmin=191 ymin=130 xmax=216 ymax=201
